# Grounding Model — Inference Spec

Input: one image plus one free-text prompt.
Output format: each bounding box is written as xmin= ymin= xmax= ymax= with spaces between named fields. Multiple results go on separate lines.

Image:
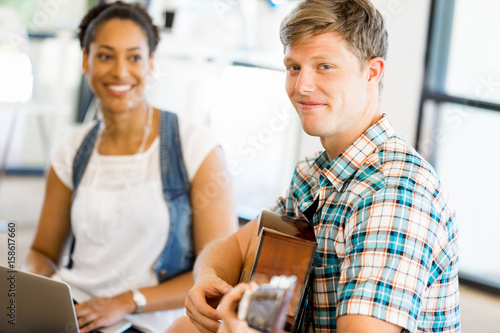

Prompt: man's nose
xmin=295 ymin=69 xmax=316 ymax=94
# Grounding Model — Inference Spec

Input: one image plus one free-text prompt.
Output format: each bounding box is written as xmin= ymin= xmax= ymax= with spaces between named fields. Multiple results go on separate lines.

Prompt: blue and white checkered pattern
xmin=272 ymin=115 xmax=460 ymax=332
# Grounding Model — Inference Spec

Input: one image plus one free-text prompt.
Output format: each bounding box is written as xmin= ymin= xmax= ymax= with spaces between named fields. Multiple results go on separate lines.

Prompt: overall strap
xmin=72 ymin=121 xmax=101 ymax=200
xmin=155 ymin=110 xmax=193 ymax=282
xmin=159 ymin=111 xmax=189 ymax=198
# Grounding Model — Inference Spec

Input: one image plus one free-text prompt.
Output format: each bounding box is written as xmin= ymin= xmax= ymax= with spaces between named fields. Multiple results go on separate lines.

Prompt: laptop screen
xmin=0 ymin=264 xmax=80 ymax=333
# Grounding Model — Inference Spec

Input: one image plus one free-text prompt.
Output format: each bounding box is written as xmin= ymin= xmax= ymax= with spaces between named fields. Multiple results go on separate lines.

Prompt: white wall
xmin=373 ymin=0 xmax=431 ymax=146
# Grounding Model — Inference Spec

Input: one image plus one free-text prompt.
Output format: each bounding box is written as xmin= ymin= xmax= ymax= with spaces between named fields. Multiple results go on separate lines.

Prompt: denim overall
xmin=70 ymin=110 xmax=194 ymax=282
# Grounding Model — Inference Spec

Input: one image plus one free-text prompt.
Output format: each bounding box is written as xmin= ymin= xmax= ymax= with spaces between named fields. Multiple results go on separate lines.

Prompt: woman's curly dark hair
xmin=78 ymin=1 xmax=160 ymax=55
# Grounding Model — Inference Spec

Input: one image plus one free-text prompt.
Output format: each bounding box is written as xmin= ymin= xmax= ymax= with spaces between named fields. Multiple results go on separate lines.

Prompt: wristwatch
xmin=131 ymin=289 xmax=147 ymax=314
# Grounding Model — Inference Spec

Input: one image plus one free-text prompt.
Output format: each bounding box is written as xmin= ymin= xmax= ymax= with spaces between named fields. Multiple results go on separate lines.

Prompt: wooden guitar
xmin=238 ymin=210 xmax=317 ymax=332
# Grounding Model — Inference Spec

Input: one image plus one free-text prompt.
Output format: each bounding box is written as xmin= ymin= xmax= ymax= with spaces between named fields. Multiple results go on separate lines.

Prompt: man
xmin=184 ymin=0 xmax=460 ymax=332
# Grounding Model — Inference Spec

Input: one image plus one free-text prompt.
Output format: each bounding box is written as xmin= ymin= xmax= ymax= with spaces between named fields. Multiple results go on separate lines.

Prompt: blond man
xmin=181 ymin=1 xmax=460 ymax=332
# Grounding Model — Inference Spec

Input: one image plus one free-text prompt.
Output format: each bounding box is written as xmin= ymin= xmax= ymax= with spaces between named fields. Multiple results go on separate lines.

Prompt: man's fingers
xmin=192 ymin=293 xmax=221 ymax=319
xmin=197 ymin=275 xmax=233 ymax=298
xmin=188 ymin=315 xmax=220 ymax=333
xmin=185 ymin=275 xmax=234 ymax=332
xmin=218 ymin=284 xmax=248 ymax=321
xmin=212 ymin=278 xmax=233 ymax=296
xmin=185 ymin=305 xmax=221 ymax=332
xmin=185 ymin=298 xmax=221 ymax=333
xmin=186 ymin=282 xmax=224 ymax=320
xmin=219 ymin=318 xmax=252 ymax=333
xmin=185 ymin=293 xmax=217 ymax=320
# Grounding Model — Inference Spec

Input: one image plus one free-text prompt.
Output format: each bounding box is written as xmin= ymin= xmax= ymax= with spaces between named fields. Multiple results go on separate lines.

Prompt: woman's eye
xmin=321 ymin=64 xmax=332 ymax=70
xmin=287 ymin=65 xmax=300 ymax=72
xmin=97 ymin=54 xmax=111 ymax=61
xmin=130 ymin=55 xmax=142 ymax=62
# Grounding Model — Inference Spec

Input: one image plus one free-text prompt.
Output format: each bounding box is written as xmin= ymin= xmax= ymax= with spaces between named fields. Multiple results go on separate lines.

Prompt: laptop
xmin=0 ymin=264 xmax=132 ymax=333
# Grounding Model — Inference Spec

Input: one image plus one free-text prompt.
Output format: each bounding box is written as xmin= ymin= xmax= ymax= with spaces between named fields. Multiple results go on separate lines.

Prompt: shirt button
xmin=159 ymin=269 xmax=168 ymax=278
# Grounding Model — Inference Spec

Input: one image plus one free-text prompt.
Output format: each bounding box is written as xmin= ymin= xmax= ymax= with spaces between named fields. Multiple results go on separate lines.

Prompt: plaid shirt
xmin=272 ymin=115 xmax=460 ymax=332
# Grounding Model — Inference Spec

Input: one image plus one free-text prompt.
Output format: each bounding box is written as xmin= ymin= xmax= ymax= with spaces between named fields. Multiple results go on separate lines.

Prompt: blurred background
xmin=0 ymin=0 xmax=499 ymax=331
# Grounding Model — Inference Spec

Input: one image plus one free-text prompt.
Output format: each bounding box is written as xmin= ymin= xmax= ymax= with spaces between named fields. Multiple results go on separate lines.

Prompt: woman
xmin=22 ymin=2 xmax=237 ymax=333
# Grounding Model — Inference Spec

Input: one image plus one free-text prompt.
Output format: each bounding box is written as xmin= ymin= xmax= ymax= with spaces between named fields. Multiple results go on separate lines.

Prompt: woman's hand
xmin=75 ymin=292 xmax=135 ymax=333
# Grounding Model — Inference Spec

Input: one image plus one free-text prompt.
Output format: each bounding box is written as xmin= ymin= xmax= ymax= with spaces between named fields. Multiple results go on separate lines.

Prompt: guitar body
xmin=239 ymin=210 xmax=317 ymax=332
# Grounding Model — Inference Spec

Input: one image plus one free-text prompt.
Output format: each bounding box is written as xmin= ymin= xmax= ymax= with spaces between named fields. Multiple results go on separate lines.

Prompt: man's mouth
xmin=297 ymin=101 xmax=326 ymax=109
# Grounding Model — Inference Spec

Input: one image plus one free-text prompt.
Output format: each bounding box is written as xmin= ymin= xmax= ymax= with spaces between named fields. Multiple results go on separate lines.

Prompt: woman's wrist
xmin=130 ymin=289 xmax=147 ymax=314
xmin=118 ymin=291 xmax=139 ymax=315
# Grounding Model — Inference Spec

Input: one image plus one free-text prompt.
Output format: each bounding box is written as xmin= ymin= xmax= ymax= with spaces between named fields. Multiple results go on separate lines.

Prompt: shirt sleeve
xmin=335 ymin=184 xmax=457 ymax=332
xmin=178 ymin=117 xmax=220 ymax=181
xmin=50 ymin=122 xmax=97 ymax=190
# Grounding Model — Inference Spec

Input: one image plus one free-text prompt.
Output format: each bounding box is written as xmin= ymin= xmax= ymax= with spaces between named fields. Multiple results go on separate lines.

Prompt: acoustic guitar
xmin=238 ymin=210 xmax=317 ymax=332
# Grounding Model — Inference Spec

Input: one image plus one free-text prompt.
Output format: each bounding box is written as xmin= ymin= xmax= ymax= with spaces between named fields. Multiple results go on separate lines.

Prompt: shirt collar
xmin=314 ymin=114 xmax=395 ymax=191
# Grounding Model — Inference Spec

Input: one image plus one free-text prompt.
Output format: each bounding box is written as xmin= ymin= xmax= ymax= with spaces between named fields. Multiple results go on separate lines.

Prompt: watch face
xmin=133 ymin=290 xmax=147 ymax=308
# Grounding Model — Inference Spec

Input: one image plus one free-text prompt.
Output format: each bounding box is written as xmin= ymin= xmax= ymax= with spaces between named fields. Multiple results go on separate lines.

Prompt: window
xmin=417 ymin=0 xmax=500 ymax=291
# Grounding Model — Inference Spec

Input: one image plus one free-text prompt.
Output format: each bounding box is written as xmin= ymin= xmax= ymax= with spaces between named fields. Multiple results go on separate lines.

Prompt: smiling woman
xmin=21 ymin=2 xmax=238 ymax=333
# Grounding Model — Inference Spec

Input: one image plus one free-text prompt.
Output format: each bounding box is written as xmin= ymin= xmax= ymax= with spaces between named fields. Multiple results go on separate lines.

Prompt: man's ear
xmin=82 ymin=50 xmax=89 ymax=75
xmin=366 ymin=57 xmax=385 ymax=90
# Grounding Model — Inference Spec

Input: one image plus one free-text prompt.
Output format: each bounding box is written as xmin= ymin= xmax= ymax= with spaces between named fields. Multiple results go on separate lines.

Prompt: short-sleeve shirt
xmin=272 ymin=115 xmax=460 ymax=333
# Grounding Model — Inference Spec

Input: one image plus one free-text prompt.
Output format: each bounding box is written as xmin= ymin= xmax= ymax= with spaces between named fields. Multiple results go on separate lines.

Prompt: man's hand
xmin=185 ymin=274 xmax=233 ymax=333
xmin=218 ymin=283 xmax=259 ymax=333
xmin=75 ymin=293 xmax=134 ymax=333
